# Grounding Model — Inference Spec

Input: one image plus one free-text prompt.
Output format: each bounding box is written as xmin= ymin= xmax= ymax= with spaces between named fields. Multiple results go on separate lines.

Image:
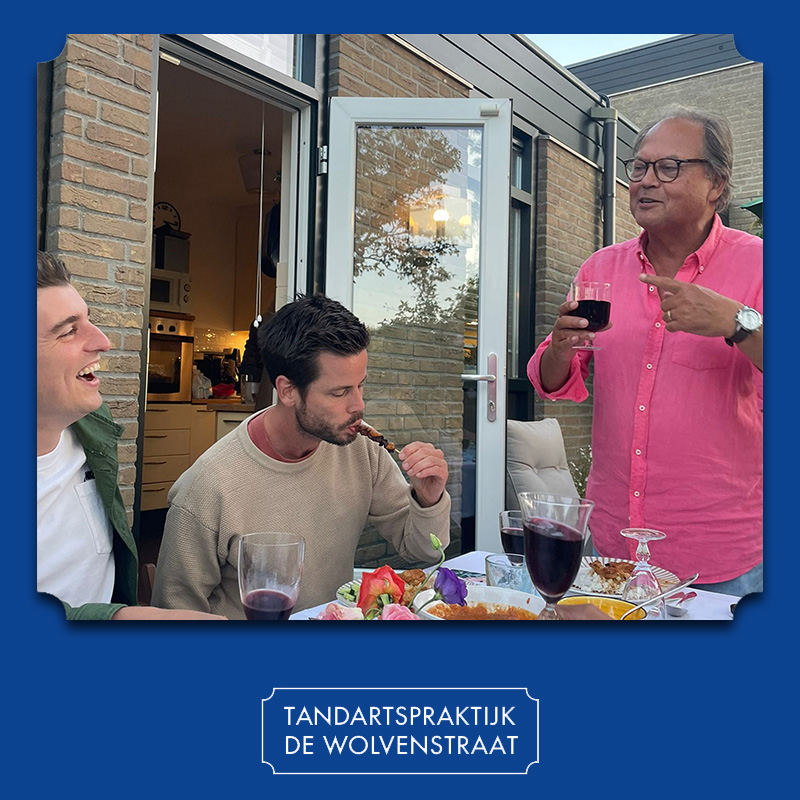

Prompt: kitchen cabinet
xmin=189 ymin=406 xmax=216 ymax=463
xmin=141 ymin=403 xmax=253 ymax=510
xmin=142 ymin=403 xmax=217 ymax=511
xmin=215 ymin=409 xmax=250 ymax=441
xmin=141 ymin=404 xmax=192 ymax=511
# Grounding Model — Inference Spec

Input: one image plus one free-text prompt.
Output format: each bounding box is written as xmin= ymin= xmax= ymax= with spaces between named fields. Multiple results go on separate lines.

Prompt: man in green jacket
xmin=37 ymin=251 xmax=225 ymax=620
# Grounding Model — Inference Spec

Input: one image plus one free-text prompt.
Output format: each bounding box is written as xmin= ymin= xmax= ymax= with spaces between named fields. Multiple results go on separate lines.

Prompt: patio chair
xmin=505 ymin=418 xmax=593 ymax=554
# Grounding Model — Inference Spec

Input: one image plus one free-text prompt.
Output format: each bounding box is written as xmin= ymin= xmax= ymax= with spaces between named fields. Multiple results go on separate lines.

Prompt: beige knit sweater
xmin=151 ymin=414 xmax=451 ymax=618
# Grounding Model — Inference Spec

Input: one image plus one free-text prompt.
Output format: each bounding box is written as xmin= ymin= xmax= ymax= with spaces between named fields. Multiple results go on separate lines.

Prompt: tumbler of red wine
xmin=517 ymin=492 xmax=595 ymax=620
xmin=569 ymin=280 xmax=611 ymax=351
xmin=238 ymin=532 xmax=305 ymax=620
xmin=499 ymin=510 xmax=525 ymax=565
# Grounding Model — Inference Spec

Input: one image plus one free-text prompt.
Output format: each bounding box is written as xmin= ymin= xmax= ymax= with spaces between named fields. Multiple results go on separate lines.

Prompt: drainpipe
xmin=590 ymin=95 xmax=618 ymax=247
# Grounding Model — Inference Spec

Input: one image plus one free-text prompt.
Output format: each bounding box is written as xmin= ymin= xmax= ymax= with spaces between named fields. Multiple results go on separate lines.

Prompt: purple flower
xmin=434 ymin=567 xmax=468 ymax=606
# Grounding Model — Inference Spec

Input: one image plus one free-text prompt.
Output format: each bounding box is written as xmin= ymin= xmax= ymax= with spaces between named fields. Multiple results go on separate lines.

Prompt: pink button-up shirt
xmin=527 ymin=216 xmax=762 ymax=583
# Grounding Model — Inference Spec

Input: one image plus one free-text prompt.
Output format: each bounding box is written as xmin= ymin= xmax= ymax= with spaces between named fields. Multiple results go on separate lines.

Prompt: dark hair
xmin=632 ymin=105 xmax=735 ymax=213
xmin=37 ymin=251 xmax=72 ymax=289
xmin=258 ymin=294 xmax=370 ymax=394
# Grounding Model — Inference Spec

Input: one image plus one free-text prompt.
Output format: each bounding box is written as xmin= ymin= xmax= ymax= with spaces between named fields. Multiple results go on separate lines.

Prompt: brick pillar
xmin=45 ymin=34 xmax=157 ymax=521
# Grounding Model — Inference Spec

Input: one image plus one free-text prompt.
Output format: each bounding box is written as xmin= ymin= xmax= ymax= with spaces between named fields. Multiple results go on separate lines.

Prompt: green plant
xmin=568 ymin=445 xmax=592 ymax=498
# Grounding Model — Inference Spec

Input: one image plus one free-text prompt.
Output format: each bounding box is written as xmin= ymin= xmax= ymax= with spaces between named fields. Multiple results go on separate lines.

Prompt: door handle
xmin=460 ymin=373 xmax=496 ymax=382
xmin=461 ymin=353 xmax=498 ymax=422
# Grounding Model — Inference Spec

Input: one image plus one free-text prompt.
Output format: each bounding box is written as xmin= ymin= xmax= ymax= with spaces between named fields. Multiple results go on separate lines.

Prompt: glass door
xmin=326 ymin=98 xmax=511 ymax=553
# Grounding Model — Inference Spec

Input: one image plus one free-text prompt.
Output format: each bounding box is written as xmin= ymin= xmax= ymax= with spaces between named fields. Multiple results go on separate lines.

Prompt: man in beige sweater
xmin=152 ymin=295 xmax=451 ymax=618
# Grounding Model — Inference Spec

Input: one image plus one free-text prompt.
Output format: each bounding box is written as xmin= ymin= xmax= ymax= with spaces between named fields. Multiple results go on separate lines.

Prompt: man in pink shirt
xmin=528 ymin=107 xmax=763 ymax=596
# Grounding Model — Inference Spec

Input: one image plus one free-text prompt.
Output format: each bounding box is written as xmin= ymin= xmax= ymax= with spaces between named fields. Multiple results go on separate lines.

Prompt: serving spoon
xmin=666 ymin=591 xmax=697 ymax=617
xmin=620 ymin=573 xmax=700 ymax=620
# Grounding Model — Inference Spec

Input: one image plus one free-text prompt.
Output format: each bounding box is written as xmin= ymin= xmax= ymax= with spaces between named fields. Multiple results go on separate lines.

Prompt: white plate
xmin=413 ymin=585 xmax=545 ymax=620
xmin=569 ymin=557 xmax=679 ymax=599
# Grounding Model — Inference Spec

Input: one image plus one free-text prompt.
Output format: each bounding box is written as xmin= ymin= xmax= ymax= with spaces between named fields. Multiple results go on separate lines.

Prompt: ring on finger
xmin=665 ymin=309 xmax=672 ymax=322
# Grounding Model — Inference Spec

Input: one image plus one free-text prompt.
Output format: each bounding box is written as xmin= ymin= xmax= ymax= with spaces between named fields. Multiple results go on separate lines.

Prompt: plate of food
xmin=336 ymin=567 xmax=485 ymax=608
xmin=413 ymin=585 xmax=545 ymax=620
xmin=569 ymin=557 xmax=679 ymax=598
xmin=336 ymin=568 xmax=430 ymax=608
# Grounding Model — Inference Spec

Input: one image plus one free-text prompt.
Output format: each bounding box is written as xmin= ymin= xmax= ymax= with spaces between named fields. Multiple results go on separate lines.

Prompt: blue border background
xmin=15 ymin=22 xmax=787 ymax=797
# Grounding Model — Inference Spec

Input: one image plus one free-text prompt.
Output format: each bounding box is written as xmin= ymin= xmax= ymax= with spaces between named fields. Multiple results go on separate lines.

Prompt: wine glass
xmin=620 ymin=527 xmax=666 ymax=609
xmin=238 ymin=532 xmax=305 ymax=620
xmin=499 ymin=510 xmax=524 ymax=565
xmin=517 ymin=492 xmax=595 ymax=620
xmin=570 ymin=281 xmax=612 ymax=351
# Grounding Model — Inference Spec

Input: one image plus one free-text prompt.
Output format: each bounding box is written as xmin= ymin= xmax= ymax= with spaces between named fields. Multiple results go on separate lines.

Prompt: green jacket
xmin=59 ymin=404 xmax=139 ymax=620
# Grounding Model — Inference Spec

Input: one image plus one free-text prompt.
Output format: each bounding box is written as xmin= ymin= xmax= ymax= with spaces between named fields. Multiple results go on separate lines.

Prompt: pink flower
xmin=380 ymin=604 xmax=420 ymax=621
xmin=317 ymin=603 xmax=365 ymax=620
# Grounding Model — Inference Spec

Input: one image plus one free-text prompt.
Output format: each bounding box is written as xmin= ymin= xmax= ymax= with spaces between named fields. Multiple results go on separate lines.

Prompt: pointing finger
xmin=639 ymin=273 xmax=682 ymax=292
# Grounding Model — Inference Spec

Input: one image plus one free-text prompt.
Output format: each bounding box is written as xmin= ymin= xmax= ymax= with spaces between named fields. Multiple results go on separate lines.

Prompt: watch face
xmin=739 ymin=307 xmax=762 ymax=331
xmin=153 ymin=202 xmax=181 ymax=231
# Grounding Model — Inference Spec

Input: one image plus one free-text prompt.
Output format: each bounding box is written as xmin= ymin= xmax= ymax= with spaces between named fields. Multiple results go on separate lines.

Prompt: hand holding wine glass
xmin=238 ymin=532 xmax=305 ymax=620
xmin=539 ymin=282 xmax=613 ymax=386
xmin=568 ymin=281 xmax=612 ymax=351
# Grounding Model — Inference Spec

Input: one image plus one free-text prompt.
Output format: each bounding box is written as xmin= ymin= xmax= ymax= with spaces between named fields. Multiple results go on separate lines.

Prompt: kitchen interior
xmin=139 ymin=57 xmax=289 ymax=585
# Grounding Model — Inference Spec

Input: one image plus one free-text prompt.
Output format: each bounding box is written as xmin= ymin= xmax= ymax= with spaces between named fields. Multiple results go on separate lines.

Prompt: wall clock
xmin=153 ymin=201 xmax=181 ymax=231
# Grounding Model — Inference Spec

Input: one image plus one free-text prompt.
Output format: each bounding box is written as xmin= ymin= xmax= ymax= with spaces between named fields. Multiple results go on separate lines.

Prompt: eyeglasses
xmin=623 ymin=157 xmax=709 ymax=183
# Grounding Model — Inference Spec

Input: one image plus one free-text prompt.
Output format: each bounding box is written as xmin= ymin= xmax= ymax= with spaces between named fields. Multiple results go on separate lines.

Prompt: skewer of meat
xmin=356 ymin=421 xmax=396 ymax=452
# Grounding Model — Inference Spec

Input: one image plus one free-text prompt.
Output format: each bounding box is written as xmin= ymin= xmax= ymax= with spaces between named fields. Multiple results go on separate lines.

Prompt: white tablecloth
xmin=291 ymin=550 xmax=740 ymax=621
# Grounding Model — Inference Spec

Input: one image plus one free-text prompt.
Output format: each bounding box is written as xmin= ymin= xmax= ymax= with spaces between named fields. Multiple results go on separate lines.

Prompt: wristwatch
xmin=725 ymin=305 xmax=762 ymax=346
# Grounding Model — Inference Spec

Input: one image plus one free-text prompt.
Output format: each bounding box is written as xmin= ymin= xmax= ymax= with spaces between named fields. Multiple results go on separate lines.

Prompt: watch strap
xmin=725 ymin=328 xmax=750 ymax=346
xmin=725 ymin=306 xmax=761 ymax=346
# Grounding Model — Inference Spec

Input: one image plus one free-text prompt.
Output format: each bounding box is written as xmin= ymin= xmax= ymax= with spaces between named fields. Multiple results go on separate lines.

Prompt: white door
xmin=326 ymin=98 xmax=511 ymax=553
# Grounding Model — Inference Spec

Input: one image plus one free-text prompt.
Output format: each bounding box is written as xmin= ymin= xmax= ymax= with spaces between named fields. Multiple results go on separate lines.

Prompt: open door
xmin=326 ymin=98 xmax=511 ymax=554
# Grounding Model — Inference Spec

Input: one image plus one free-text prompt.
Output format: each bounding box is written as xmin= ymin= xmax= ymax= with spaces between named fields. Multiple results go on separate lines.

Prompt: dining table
xmin=291 ymin=550 xmax=742 ymax=621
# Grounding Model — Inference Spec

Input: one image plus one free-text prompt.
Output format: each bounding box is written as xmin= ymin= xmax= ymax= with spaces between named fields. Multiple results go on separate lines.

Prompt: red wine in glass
xmin=523 ymin=517 xmax=584 ymax=602
xmin=574 ymin=299 xmax=611 ymax=332
xmin=238 ymin=532 xmax=304 ymax=621
xmin=499 ymin=511 xmax=525 ymax=564
xmin=242 ymin=588 xmax=295 ymax=621
xmin=570 ymin=281 xmax=611 ymax=351
xmin=501 ymin=527 xmax=524 ymax=555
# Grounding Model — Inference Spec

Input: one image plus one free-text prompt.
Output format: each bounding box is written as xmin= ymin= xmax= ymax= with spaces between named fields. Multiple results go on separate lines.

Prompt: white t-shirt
xmin=37 ymin=427 xmax=116 ymax=606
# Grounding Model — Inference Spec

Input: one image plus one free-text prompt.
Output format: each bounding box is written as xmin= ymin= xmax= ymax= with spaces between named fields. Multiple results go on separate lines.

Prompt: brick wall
xmin=328 ymin=34 xmax=469 ymax=99
xmin=44 ymin=34 xmax=156 ymax=521
xmin=611 ymin=62 xmax=763 ymax=234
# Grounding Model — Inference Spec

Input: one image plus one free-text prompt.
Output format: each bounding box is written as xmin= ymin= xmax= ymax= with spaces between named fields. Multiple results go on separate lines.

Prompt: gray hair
xmin=632 ymin=106 xmax=735 ymax=213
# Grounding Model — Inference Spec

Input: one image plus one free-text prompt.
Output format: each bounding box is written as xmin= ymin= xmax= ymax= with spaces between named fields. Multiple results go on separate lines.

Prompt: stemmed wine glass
xmin=517 ymin=492 xmax=595 ymax=620
xmin=570 ymin=281 xmax=612 ymax=351
xmin=238 ymin=532 xmax=305 ymax=620
xmin=620 ymin=527 xmax=666 ymax=610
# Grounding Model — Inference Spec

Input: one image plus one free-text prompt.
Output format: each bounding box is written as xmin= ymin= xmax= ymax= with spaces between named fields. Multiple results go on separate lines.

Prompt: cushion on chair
xmin=505 ymin=419 xmax=579 ymax=510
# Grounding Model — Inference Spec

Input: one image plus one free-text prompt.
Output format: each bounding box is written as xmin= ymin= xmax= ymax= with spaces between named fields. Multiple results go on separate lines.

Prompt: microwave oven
xmin=150 ymin=269 xmax=192 ymax=314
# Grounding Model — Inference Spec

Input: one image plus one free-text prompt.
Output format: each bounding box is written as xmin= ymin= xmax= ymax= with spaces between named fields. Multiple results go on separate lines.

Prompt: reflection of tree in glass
xmin=355 ymin=127 xmax=464 ymax=322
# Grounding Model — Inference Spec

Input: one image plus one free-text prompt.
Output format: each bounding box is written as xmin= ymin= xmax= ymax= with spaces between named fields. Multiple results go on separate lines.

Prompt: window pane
xmin=352 ymin=124 xmax=482 ymax=556
xmin=202 ymin=34 xmax=295 ymax=78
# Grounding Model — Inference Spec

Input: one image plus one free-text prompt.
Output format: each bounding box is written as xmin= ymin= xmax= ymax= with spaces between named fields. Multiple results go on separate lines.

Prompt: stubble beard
xmin=294 ymin=401 xmax=360 ymax=447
